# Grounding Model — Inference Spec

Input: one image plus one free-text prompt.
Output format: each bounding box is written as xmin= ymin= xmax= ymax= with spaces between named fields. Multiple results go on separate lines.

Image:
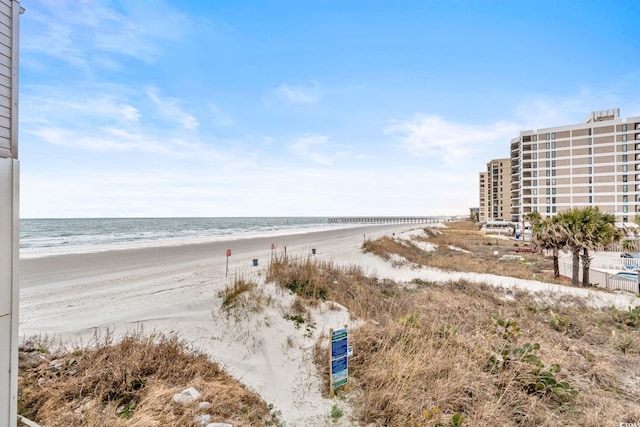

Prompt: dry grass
xmin=18 ymin=330 xmax=271 ymax=427
xmin=267 ymin=253 xmax=640 ymax=426
xmin=19 ymin=223 xmax=640 ymax=426
xmin=363 ymin=221 xmax=567 ymax=284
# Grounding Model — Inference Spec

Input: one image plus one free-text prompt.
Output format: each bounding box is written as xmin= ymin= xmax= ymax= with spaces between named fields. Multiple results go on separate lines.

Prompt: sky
xmin=18 ymin=0 xmax=640 ymax=218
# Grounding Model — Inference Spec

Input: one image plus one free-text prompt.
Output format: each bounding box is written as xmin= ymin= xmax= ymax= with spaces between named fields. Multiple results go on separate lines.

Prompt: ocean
xmin=19 ymin=217 xmax=343 ymax=257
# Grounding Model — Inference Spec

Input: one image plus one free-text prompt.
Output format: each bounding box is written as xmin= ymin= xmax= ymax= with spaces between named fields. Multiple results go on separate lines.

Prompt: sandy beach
xmin=19 ymin=223 xmax=417 ymax=425
xmin=18 ymin=222 xmax=640 ymax=426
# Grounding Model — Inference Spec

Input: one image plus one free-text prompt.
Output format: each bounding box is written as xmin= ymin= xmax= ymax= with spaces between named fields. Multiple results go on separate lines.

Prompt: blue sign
xmin=331 ymin=356 xmax=348 ymax=382
xmin=331 ymin=328 xmax=348 ymax=359
xmin=331 ymin=328 xmax=349 ymax=390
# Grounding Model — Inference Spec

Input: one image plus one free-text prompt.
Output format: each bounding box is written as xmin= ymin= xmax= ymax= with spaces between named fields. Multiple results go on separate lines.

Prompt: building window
xmin=623 ymin=195 xmax=628 ymax=203
xmin=589 ymin=176 xmax=592 ymax=184
xmin=533 ymin=188 xmax=538 ymax=195
xmin=623 ymin=124 xmax=628 ymax=132
xmin=589 ymin=186 xmax=593 ymax=193
xmin=552 ymin=188 xmax=556 ymax=195
xmin=551 ymin=142 xmax=556 ymax=149
xmin=551 ymin=132 xmax=556 ymax=140
xmin=552 ymin=169 xmax=556 ymax=176
xmin=623 ymin=154 xmax=628 ymax=162
xmin=589 ymin=196 xmax=593 ymax=203
xmin=546 ymin=133 xmax=550 ymax=140
xmin=589 ymin=167 xmax=593 ymax=174
xmin=533 ymin=179 xmax=537 ymax=186
xmin=546 ymin=150 xmax=550 ymax=157
xmin=533 ymin=197 xmax=538 ymax=204
xmin=623 ymin=185 xmax=629 ymax=192
xmin=623 ymin=175 xmax=628 ymax=182
xmin=546 ymin=206 xmax=551 ymax=213
xmin=546 ymin=170 xmax=550 ymax=177
xmin=552 ymin=178 xmax=556 ymax=185
xmin=552 ymin=206 xmax=556 ymax=213
xmin=546 ymin=188 xmax=551 ymax=195
xmin=623 ymin=165 xmax=628 ymax=172
xmin=552 ymin=197 xmax=556 ymax=204
xmin=623 ymin=216 xmax=629 ymax=222
xmin=546 ymin=179 xmax=550 ymax=186
xmin=533 ymin=135 xmax=538 ymax=142
xmin=552 ymin=160 xmax=556 ymax=167
xmin=533 ymin=153 xmax=538 ymax=159
xmin=551 ymin=151 xmax=556 ymax=158
xmin=546 ymin=197 xmax=551 ymax=204
xmin=533 ymin=171 xmax=537 ymax=177
xmin=623 ymin=205 xmax=629 ymax=213
xmin=546 ymin=160 xmax=551 ymax=168
xmin=623 ymin=144 xmax=627 ymax=152
xmin=588 ymin=128 xmax=592 ymax=135
xmin=588 ymin=147 xmax=592 ymax=155
xmin=533 ymin=162 xmax=538 ymax=168
xmin=588 ymin=157 xmax=592 ymax=165
xmin=623 ymin=134 xmax=628 ymax=142
xmin=588 ymin=137 xmax=592 ymax=145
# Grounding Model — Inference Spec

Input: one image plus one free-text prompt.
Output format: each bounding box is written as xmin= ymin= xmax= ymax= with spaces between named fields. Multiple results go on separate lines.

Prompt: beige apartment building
xmin=508 ymin=108 xmax=640 ymax=223
xmin=479 ymin=158 xmax=512 ymax=222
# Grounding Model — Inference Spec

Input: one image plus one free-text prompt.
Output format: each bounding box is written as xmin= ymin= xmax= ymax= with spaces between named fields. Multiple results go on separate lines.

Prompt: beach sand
xmin=18 ymin=223 xmax=640 ymax=426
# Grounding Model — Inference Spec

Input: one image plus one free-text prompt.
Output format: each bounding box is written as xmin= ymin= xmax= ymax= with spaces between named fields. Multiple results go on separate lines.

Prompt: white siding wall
xmin=0 ymin=0 xmax=12 ymax=159
xmin=0 ymin=1 xmax=20 ymax=425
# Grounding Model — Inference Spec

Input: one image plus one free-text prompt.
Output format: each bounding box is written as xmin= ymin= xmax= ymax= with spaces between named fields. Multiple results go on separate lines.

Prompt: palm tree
xmin=581 ymin=209 xmax=619 ymax=287
xmin=558 ymin=207 xmax=621 ymax=286
xmin=531 ymin=215 xmax=569 ymax=278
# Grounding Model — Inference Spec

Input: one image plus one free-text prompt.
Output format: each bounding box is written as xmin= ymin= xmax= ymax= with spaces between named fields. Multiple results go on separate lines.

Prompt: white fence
xmin=559 ymin=260 xmax=640 ymax=294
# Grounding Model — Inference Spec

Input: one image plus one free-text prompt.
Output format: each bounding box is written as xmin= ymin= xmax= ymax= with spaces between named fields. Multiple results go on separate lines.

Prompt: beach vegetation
xmin=267 ymin=254 xmax=640 ymax=425
xmin=363 ymin=222 xmax=561 ymax=283
xmin=18 ymin=330 xmax=270 ymax=426
xmin=551 ymin=207 xmax=621 ymax=286
xmin=219 ymin=278 xmax=255 ymax=310
xmin=330 ymin=404 xmax=344 ymax=420
xmin=18 ymin=222 xmax=640 ymax=426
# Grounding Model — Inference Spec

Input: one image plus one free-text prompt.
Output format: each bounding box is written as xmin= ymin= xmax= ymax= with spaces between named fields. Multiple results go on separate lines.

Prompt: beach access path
xmin=18 ymin=223 xmax=640 ymax=426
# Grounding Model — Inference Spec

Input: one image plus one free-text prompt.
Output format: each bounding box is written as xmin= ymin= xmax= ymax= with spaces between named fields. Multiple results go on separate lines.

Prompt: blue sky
xmin=18 ymin=0 xmax=640 ymax=218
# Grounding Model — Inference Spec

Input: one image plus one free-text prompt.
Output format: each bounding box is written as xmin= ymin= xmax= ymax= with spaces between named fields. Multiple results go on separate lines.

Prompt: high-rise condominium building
xmin=509 ymin=108 xmax=640 ymax=223
xmin=479 ymin=158 xmax=511 ymax=222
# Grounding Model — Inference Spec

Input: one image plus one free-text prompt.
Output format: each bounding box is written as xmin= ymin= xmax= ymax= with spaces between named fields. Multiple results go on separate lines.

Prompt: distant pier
xmin=327 ymin=216 xmax=444 ymax=224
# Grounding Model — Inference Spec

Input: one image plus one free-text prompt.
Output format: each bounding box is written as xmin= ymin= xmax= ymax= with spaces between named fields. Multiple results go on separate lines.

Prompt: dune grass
xmin=267 ymin=253 xmax=640 ymax=426
xmin=18 ymin=330 xmax=271 ymax=427
xmin=18 ymin=222 xmax=640 ymax=426
xmin=362 ymin=221 xmax=568 ymax=284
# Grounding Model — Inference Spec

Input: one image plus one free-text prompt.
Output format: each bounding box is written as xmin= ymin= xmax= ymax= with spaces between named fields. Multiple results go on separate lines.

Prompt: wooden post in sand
xmin=225 ymin=249 xmax=231 ymax=277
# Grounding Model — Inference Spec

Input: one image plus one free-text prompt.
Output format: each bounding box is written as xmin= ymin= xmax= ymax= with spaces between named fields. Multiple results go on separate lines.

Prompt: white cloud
xmin=290 ymin=134 xmax=334 ymax=165
xmin=22 ymin=0 xmax=189 ymax=70
xmin=273 ymin=82 xmax=320 ymax=104
xmin=513 ymin=87 xmax=631 ymax=130
xmin=147 ymin=88 xmax=199 ymax=130
xmin=384 ymin=115 xmax=520 ymax=163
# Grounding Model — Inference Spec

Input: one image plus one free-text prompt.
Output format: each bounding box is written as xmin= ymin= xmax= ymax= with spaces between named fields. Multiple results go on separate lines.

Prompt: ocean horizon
xmin=19 ymin=216 xmax=344 ymax=257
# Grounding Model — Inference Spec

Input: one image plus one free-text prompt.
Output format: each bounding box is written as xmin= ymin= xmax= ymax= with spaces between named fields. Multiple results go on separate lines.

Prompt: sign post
xmin=225 ymin=249 xmax=231 ymax=278
xmin=329 ymin=327 xmax=349 ymax=397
